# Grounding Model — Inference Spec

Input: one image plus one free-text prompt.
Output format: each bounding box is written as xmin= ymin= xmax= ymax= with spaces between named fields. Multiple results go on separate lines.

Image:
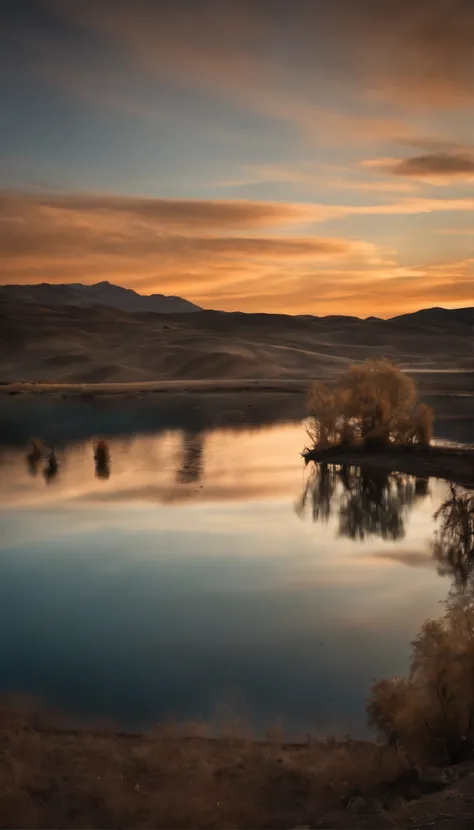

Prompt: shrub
xmin=307 ymin=358 xmax=433 ymax=450
xmin=367 ymin=591 xmax=474 ymax=765
xmin=306 ymin=383 xmax=350 ymax=448
xmin=392 ymin=403 xmax=434 ymax=446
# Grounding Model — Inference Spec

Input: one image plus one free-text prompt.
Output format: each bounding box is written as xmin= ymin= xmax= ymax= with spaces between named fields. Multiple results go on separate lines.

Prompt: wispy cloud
xmin=217 ymin=163 xmax=419 ymax=193
xmin=0 ymin=191 xmax=323 ymax=231
xmin=24 ymin=0 xmax=434 ymax=150
xmin=364 ymin=152 xmax=474 ymax=184
xmin=329 ymin=179 xmax=418 ymax=194
xmin=48 ymin=0 xmax=474 ymax=115
xmin=0 ymin=189 xmax=388 ymax=293
xmin=1 ymin=2 xmax=472 ymax=319
xmin=437 ymin=227 xmax=474 ymax=237
xmin=1 ymin=190 xmax=473 ymax=315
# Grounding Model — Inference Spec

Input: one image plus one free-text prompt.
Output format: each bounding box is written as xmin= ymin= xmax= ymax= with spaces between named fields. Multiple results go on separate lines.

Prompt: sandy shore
xmin=2 ymin=370 xmax=474 ymax=396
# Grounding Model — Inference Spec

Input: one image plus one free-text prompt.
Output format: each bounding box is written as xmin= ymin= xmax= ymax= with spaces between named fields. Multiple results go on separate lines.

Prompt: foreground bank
xmin=1 ymin=707 xmax=473 ymax=829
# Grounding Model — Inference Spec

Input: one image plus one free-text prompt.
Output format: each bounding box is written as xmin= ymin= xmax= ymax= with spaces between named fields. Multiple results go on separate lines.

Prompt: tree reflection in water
xmin=27 ymin=454 xmax=41 ymax=477
xmin=296 ymin=463 xmax=338 ymax=523
xmin=297 ymin=463 xmax=429 ymax=542
xmin=299 ymin=463 xmax=474 ymax=587
xmin=176 ymin=430 xmax=205 ymax=485
xmin=339 ymin=468 xmax=427 ymax=542
xmin=26 ymin=439 xmax=44 ymax=477
xmin=43 ymin=448 xmax=59 ymax=484
xmin=94 ymin=441 xmax=111 ymax=480
xmin=433 ymin=483 xmax=474 ymax=588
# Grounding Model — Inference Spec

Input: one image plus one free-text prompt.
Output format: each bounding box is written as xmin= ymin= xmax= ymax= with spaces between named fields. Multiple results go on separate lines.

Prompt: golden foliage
xmin=307 ymin=358 xmax=433 ymax=449
xmin=367 ymin=590 xmax=474 ymax=764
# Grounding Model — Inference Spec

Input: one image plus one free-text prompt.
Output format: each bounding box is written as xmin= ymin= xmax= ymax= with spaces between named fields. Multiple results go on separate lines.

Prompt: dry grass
xmin=0 ymin=699 xmax=425 ymax=829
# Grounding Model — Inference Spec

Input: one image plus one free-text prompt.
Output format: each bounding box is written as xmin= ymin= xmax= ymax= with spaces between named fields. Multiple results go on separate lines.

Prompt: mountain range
xmin=0 ymin=281 xmax=202 ymax=314
xmin=1 ymin=282 xmax=473 ymax=384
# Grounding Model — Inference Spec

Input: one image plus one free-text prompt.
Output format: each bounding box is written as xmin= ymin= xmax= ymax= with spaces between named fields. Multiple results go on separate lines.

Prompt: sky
xmin=1 ymin=0 xmax=473 ymax=317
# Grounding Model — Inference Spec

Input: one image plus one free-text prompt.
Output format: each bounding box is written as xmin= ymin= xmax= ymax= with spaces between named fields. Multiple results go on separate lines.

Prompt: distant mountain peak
xmin=0 ymin=282 xmax=202 ymax=314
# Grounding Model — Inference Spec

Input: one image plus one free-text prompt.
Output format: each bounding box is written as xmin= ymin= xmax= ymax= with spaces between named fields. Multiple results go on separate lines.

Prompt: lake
xmin=0 ymin=396 xmax=463 ymax=739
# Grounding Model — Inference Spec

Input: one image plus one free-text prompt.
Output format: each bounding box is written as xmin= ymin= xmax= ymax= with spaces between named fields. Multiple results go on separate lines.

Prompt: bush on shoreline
xmin=307 ymin=358 xmax=433 ymax=450
xmin=367 ymin=591 xmax=474 ymax=765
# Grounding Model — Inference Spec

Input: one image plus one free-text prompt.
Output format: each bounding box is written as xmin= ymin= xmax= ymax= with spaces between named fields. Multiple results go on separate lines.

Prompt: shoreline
xmin=1 ymin=713 xmax=473 ymax=829
xmin=1 ymin=368 xmax=473 ymax=397
xmin=0 ymin=378 xmax=311 ymax=396
xmin=1 ymin=378 xmax=473 ymax=447
xmin=303 ymin=444 xmax=474 ymax=489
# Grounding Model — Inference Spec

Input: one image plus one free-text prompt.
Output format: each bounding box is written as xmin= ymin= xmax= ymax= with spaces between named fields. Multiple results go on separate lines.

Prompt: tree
xmin=307 ymin=358 xmax=433 ymax=450
xmin=367 ymin=588 xmax=474 ymax=764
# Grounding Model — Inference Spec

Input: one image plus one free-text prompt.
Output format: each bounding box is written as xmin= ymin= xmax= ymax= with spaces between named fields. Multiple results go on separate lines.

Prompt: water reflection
xmin=296 ymin=462 xmax=337 ymax=523
xmin=26 ymin=439 xmax=44 ymax=477
xmin=27 ymin=455 xmax=41 ymax=477
xmin=433 ymin=484 xmax=474 ymax=587
xmin=0 ymin=423 xmax=308 ymax=511
xmin=0 ymin=391 xmax=305 ymax=449
xmin=94 ymin=440 xmax=111 ymax=480
xmin=300 ymin=461 xmax=474 ymax=587
xmin=43 ymin=448 xmax=59 ymax=484
xmin=0 ymin=418 xmax=468 ymax=735
xmin=297 ymin=464 xmax=429 ymax=542
xmin=340 ymin=469 xmax=429 ymax=542
xmin=176 ymin=430 xmax=205 ymax=484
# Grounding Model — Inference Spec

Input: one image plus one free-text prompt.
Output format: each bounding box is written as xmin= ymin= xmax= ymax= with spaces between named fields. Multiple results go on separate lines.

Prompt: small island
xmin=302 ymin=358 xmax=474 ymax=490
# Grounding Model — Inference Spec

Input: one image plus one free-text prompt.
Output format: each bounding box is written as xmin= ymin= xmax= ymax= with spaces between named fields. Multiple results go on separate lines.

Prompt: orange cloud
xmin=394 ymin=153 xmax=474 ymax=177
xmin=1 ymin=191 xmax=472 ymax=316
xmin=352 ymin=198 xmax=474 ymax=216
xmin=189 ymin=252 xmax=474 ymax=316
xmin=0 ymin=192 xmax=387 ymax=295
xmin=1 ymin=192 xmax=321 ymax=230
xmin=363 ymin=152 xmax=474 ymax=185
xmin=218 ymin=164 xmax=419 ymax=194
xmin=329 ymin=179 xmax=418 ymax=194
xmin=30 ymin=1 xmax=415 ymax=148
xmin=3 ymin=190 xmax=474 ymax=235
xmin=49 ymin=0 xmax=474 ymax=116
xmin=0 ymin=192 xmax=375 ymax=263
xmin=334 ymin=0 xmax=474 ymax=107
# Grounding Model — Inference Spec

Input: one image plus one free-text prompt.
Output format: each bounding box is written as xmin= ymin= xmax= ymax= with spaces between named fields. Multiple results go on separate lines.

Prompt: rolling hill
xmin=1 ymin=286 xmax=473 ymax=384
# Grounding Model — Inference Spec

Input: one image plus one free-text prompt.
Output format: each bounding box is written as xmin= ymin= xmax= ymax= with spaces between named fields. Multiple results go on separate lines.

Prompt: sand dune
xmin=1 ymin=297 xmax=474 ymax=384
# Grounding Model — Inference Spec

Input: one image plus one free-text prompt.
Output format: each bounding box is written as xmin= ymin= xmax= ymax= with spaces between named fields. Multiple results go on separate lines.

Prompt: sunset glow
xmin=1 ymin=0 xmax=473 ymax=316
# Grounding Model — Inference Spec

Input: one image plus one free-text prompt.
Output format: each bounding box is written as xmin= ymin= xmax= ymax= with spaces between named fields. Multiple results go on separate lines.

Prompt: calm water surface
xmin=0 ymin=415 xmax=456 ymax=737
